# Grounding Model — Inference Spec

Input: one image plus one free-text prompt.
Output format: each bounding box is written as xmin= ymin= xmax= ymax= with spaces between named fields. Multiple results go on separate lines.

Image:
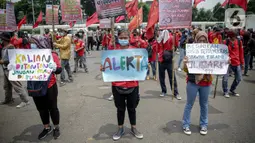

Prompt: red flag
xmin=193 ymin=0 xmax=205 ymax=8
xmin=146 ymin=0 xmax=158 ymax=30
xmin=125 ymin=0 xmax=138 ymax=18
xmin=33 ymin=11 xmax=43 ymax=29
xmin=86 ymin=12 xmax=99 ymax=27
xmin=69 ymin=21 xmax=76 ymax=28
xmin=146 ymin=26 xmax=155 ymax=40
xmin=17 ymin=16 xmax=26 ymax=30
xmin=229 ymin=0 xmax=247 ymax=11
xmin=221 ymin=0 xmax=228 ymax=7
xmin=116 ymin=15 xmax=125 ymax=23
xmin=128 ymin=8 xmax=143 ymax=31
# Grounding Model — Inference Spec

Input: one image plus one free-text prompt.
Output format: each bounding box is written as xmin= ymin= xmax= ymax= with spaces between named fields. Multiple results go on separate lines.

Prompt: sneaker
xmin=112 ymin=127 xmax=125 ymax=141
xmin=183 ymin=127 xmax=191 ymax=135
xmin=68 ymin=78 xmax=74 ymax=83
xmin=175 ymin=95 xmax=182 ymax=100
xmin=146 ymin=76 xmax=150 ymax=80
xmin=224 ymin=93 xmax=230 ymax=98
xmin=60 ymin=82 xmax=66 ymax=87
xmin=160 ymin=92 xmax=166 ymax=97
xmin=200 ymin=127 xmax=208 ymax=135
xmin=131 ymin=127 xmax=143 ymax=139
xmin=0 ymin=98 xmax=14 ymax=105
xmin=108 ymin=95 xmax=114 ymax=101
xmin=230 ymin=90 xmax=240 ymax=97
xmin=38 ymin=126 xmax=53 ymax=140
xmin=73 ymin=71 xmax=76 ymax=73
xmin=153 ymin=76 xmax=157 ymax=81
xmin=16 ymin=101 xmax=30 ymax=108
xmin=85 ymin=69 xmax=89 ymax=73
xmin=178 ymin=68 xmax=182 ymax=72
xmin=53 ymin=127 xmax=60 ymax=139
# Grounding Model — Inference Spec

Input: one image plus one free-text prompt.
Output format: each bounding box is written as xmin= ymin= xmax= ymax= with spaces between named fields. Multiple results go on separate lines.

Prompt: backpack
xmin=147 ymin=44 xmax=153 ymax=58
xmin=226 ymin=38 xmax=241 ymax=48
xmin=27 ymin=74 xmax=52 ymax=97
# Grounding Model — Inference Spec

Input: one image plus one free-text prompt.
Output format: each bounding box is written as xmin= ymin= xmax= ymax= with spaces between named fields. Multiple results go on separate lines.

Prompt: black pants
xmin=33 ymin=83 xmax=60 ymax=125
xmin=250 ymin=53 xmax=255 ymax=69
xmin=96 ymin=39 xmax=101 ymax=51
xmin=112 ymin=86 xmax=139 ymax=126
xmin=88 ymin=37 xmax=93 ymax=51
xmin=159 ymin=62 xmax=179 ymax=95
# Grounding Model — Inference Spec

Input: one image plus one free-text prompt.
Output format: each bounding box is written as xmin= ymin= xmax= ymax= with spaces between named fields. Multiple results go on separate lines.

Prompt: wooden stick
xmin=213 ymin=75 xmax=219 ymax=98
xmin=172 ymin=32 xmax=176 ymax=100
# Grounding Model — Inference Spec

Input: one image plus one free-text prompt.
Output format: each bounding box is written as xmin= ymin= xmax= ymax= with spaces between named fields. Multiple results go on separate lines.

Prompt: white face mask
xmin=59 ymin=32 xmax=64 ymax=36
xmin=30 ymin=43 xmax=37 ymax=49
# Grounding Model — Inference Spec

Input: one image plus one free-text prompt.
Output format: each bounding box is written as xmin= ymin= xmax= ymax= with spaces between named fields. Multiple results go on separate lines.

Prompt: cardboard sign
xmin=101 ymin=49 xmax=148 ymax=82
xmin=100 ymin=18 xmax=111 ymax=28
xmin=95 ymin=0 xmax=126 ymax=19
xmin=186 ymin=44 xmax=229 ymax=75
xmin=159 ymin=0 xmax=192 ymax=29
xmin=8 ymin=49 xmax=55 ymax=81
xmin=60 ymin=0 xmax=82 ymax=22
xmin=46 ymin=5 xmax=59 ymax=25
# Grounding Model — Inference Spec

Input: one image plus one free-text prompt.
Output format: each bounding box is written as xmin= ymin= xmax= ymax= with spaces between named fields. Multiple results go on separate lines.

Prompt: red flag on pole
xmin=125 ymin=0 xmax=138 ymax=18
xmin=86 ymin=12 xmax=99 ymax=27
xmin=17 ymin=16 xmax=26 ymax=30
xmin=33 ymin=11 xmax=43 ymax=29
xmin=221 ymin=0 xmax=228 ymax=7
xmin=115 ymin=15 xmax=125 ymax=23
xmin=128 ymin=8 xmax=143 ymax=31
xmin=146 ymin=0 xmax=158 ymax=39
xmin=69 ymin=21 xmax=76 ymax=28
xmin=193 ymin=0 xmax=205 ymax=8
xmin=221 ymin=0 xmax=247 ymax=10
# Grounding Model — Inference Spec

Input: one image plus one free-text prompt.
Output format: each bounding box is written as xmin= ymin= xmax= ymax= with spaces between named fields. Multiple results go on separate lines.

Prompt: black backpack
xmin=147 ymin=44 xmax=153 ymax=58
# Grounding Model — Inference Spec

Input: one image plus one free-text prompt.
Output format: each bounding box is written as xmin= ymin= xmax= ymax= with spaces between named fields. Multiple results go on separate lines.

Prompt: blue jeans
xmin=147 ymin=61 xmax=156 ymax=76
xmin=178 ymin=48 xmax=186 ymax=68
xmin=222 ymin=65 xmax=242 ymax=93
xmin=183 ymin=82 xmax=211 ymax=128
xmin=61 ymin=59 xmax=73 ymax=82
xmin=244 ymin=54 xmax=251 ymax=75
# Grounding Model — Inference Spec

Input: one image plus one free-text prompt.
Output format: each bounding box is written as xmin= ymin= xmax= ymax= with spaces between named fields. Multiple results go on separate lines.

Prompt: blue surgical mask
xmin=118 ymin=39 xmax=129 ymax=46
xmin=31 ymin=43 xmax=38 ymax=49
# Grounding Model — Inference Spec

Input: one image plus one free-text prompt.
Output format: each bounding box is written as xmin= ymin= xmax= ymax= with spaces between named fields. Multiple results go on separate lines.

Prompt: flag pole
xmin=111 ymin=17 xmax=116 ymax=49
xmin=172 ymin=30 xmax=175 ymax=100
xmin=52 ymin=1 xmax=55 ymax=33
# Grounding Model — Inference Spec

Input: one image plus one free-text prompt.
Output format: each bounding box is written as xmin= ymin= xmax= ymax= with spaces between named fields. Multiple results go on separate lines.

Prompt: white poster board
xmin=8 ymin=49 xmax=55 ymax=81
xmin=186 ymin=44 xmax=229 ymax=75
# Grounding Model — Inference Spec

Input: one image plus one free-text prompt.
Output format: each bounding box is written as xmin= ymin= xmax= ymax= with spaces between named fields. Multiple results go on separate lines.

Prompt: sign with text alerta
xmin=225 ymin=8 xmax=246 ymax=29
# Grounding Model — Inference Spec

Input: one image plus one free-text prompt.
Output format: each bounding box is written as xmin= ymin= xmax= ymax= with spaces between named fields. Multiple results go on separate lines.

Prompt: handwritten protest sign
xmin=8 ymin=49 xmax=55 ymax=81
xmin=159 ymin=0 xmax=192 ymax=29
xmin=101 ymin=49 xmax=148 ymax=82
xmin=100 ymin=18 xmax=111 ymax=28
xmin=46 ymin=5 xmax=59 ymax=25
xmin=95 ymin=0 xmax=126 ymax=19
xmin=60 ymin=0 xmax=82 ymax=22
xmin=186 ymin=44 xmax=229 ymax=75
xmin=5 ymin=2 xmax=17 ymax=32
xmin=0 ymin=9 xmax=6 ymax=31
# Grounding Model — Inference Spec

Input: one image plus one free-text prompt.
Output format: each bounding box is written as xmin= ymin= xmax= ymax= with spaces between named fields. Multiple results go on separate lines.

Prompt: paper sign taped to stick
xmin=95 ymin=0 xmax=126 ymax=19
xmin=8 ymin=49 xmax=55 ymax=81
xmin=60 ymin=0 xmax=82 ymax=22
xmin=101 ymin=49 xmax=148 ymax=82
xmin=100 ymin=18 xmax=111 ymax=28
xmin=159 ymin=0 xmax=192 ymax=29
xmin=186 ymin=44 xmax=229 ymax=75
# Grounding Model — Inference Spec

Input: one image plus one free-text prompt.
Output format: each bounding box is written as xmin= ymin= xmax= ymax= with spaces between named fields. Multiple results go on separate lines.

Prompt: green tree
xmin=192 ymin=7 xmax=198 ymax=21
xmin=138 ymin=2 xmax=149 ymax=22
xmin=248 ymin=0 xmax=255 ymax=14
xmin=211 ymin=2 xmax=225 ymax=21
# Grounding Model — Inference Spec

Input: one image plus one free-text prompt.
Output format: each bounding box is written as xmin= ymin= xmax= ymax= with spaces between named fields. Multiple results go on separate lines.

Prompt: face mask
xmin=79 ymin=33 xmax=83 ymax=36
xmin=59 ymin=32 xmax=64 ymax=36
xmin=30 ymin=43 xmax=38 ymax=49
xmin=118 ymin=39 xmax=129 ymax=46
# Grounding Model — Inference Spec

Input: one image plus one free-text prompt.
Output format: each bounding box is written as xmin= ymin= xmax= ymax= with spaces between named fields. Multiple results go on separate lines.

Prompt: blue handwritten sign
xmin=101 ymin=49 xmax=148 ymax=82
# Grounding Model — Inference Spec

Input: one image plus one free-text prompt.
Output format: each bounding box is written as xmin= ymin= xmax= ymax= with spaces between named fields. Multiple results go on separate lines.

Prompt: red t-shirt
xmin=158 ymin=34 xmax=173 ymax=62
xmin=130 ymin=35 xmax=148 ymax=48
xmin=75 ymin=40 xmax=85 ymax=57
xmin=210 ymin=33 xmax=222 ymax=44
xmin=107 ymin=44 xmax=139 ymax=88
xmin=224 ymin=39 xmax=244 ymax=66
xmin=48 ymin=52 xmax=61 ymax=88
xmin=149 ymin=40 xmax=158 ymax=62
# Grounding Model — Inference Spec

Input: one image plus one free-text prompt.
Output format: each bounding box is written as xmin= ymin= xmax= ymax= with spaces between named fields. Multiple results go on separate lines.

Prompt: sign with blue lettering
xmin=186 ymin=44 xmax=229 ymax=75
xmin=101 ymin=49 xmax=148 ymax=82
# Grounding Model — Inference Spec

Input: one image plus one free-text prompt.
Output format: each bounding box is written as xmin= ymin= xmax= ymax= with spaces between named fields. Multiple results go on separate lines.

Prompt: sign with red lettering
xmin=5 ymin=2 xmax=17 ymax=32
xmin=60 ymin=0 xmax=82 ymax=22
xmin=186 ymin=44 xmax=229 ymax=75
xmin=94 ymin=0 xmax=126 ymax=19
xmin=159 ymin=0 xmax=192 ymax=29
xmin=46 ymin=5 xmax=59 ymax=25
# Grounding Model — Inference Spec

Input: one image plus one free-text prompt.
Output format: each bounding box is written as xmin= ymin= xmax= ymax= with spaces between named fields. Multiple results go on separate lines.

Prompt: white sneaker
xmin=200 ymin=127 xmax=208 ymax=135
xmin=175 ymin=95 xmax=182 ymax=100
xmin=160 ymin=93 xmax=166 ymax=97
xmin=224 ymin=93 xmax=230 ymax=98
xmin=178 ymin=68 xmax=182 ymax=72
xmin=108 ymin=95 xmax=114 ymax=101
xmin=16 ymin=102 xmax=30 ymax=108
xmin=183 ymin=127 xmax=191 ymax=135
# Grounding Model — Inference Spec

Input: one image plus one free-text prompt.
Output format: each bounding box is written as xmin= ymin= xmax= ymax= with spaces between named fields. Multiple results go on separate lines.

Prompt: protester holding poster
xmin=29 ymin=35 xmax=62 ymax=140
xmin=222 ymin=30 xmax=244 ymax=98
xmin=100 ymin=29 xmax=143 ymax=141
xmin=0 ymin=32 xmax=29 ymax=108
xmin=53 ymin=29 xmax=73 ymax=86
xmin=182 ymin=31 xmax=213 ymax=136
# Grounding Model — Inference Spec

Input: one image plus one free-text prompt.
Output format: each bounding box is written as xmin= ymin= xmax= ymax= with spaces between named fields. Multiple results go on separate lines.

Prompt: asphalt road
xmin=0 ymin=51 xmax=255 ymax=143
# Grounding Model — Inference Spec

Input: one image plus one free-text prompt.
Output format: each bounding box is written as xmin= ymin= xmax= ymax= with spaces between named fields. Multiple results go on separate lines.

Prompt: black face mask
xmin=134 ymin=34 xmax=137 ymax=36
